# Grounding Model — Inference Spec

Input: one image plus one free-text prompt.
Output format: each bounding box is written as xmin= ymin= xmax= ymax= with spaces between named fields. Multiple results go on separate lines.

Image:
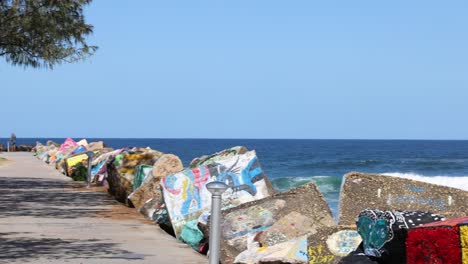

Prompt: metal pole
xmin=86 ymin=151 xmax=94 ymax=188
xmin=7 ymin=142 xmax=9 ymax=152
xmin=206 ymin=181 xmax=228 ymax=264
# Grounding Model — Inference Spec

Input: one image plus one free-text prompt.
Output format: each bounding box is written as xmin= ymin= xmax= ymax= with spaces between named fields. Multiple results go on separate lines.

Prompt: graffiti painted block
xmin=307 ymin=226 xmax=361 ymax=264
xmin=354 ymin=209 xmax=444 ymax=263
xmin=90 ymin=148 xmax=126 ymax=184
xmin=107 ymin=148 xmax=163 ymax=205
xmin=189 ymin=146 xmax=248 ymax=168
xmin=64 ymin=149 xmax=103 ymax=176
xmin=138 ymin=196 xmax=175 ymax=236
xmin=219 ymin=182 xmax=334 ymax=264
xmin=162 ymin=150 xmax=274 ymax=239
xmin=58 ymin=138 xmax=78 ymax=153
xmin=129 ymin=154 xmax=183 ymax=210
xmin=234 ymin=235 xmax=308 ymax=264
xmin=49 ymin=138 xmax=78 ymax=164
xmin=132 ymin=164 xmax=153 ymax=191
xmin=406 ymin=216 xmax=468 ymax=264
xmin=339 ymin=172 xmax=468 ymax=226
xmin=65 ymin=153 xmax=89 ymax=175
xmin=34 ymin=141 xmax=60 ymax=163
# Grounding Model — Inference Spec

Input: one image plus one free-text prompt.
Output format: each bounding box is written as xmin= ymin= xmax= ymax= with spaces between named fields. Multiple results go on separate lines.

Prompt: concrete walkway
xmin=0 ymin=152 xmax=207 ymax=264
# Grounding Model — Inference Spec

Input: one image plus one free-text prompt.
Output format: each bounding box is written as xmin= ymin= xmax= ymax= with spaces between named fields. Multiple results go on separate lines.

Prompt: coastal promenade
xmin=0 ymin=152 xmax=206 ymax=264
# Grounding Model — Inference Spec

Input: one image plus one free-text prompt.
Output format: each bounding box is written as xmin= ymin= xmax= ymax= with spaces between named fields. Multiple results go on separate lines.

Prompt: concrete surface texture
xmin=0 ymin=152 xmax=207 ymax=264
xmin=339 ymin=172 xmax=468 ymax=225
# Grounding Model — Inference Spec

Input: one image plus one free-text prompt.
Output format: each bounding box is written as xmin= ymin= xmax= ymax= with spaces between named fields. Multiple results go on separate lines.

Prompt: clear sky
xmin=1 ymin=0 xmax=467 ymax=139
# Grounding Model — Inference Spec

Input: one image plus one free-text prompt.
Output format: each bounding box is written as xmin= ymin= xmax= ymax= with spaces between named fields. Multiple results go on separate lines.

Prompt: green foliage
xmin=70 ymin=162 xmax=87 ymax=181
xmin=0 ymin=0 xmax=97 ymax=68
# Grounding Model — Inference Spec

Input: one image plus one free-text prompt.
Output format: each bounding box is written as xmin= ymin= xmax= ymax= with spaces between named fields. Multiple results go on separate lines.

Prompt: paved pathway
xmin=0 ymin=152 xmax=207 ymax=264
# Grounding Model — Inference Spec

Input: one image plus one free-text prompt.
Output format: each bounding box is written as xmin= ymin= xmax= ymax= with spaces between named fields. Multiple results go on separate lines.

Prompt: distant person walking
xmin=9 ymin=133 xmax=16 ymax=151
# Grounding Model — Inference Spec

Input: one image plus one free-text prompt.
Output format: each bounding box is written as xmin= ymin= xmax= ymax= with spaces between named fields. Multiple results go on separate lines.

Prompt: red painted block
xmin=406 ymin=216 xmax=468 ymax=264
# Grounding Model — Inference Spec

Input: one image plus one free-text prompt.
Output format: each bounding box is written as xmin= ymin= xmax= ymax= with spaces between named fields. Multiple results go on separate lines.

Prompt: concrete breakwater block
xmin=48 ymin=138 xmax=78 ymax=165
xmin=15 ymin=144 xmax=34 ymax=151
xmin=90 ymin=148 xmax=126 ymax=184
xmin=64 ymin=152 xmax=90 ymax=176
xmin=406 ymin=216 xmax=468 ymax=264
xmin=162 ymin=150 xmax=275 ymax=239
xmin=34 ymin=141 xmax=59 ymax=162
xmin=136 ymin=147 xmax=255 ymax=238
xmin=139 ymin=196 xmax=175 ymax=236
xmin=346 ymin=209 xmax=444 ymax=264
xmin=339 ymin=172 xmax=468 ymax=226
xmin=131 ymin=164 xmax=153 ymax=191
xmin=233 ymin=226 xmax=362 ymax=264
xmin=107 ymin=162 xmax=133 ymax=204
xmin=129 ymin=154 xmax=183 ymax=210
xmin=305 ymin=226 xmax=362 ymax=264
xmin=88 ymin=141 xmax=105 ymax=151
xmin=188 ymin=146 xmax=248 ymax=168
xmin=234 ymin=235 xmax=309 ymax=264
xmin=219 ymin=182 xmax=334 ymax=264
xmin=107 ymin=148 xmax=163 ymax=205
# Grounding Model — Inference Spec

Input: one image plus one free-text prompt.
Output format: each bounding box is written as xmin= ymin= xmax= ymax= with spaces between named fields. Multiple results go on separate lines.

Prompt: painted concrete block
xmin=406 ymin=216 xmax=468 ymax=264
xmin=307 ymin=226 xmax=361 ymax=264
xmin=339 ymin=172 xmax=468 ymax=225
xmin=220 ymin=182 xmax=334 ymax=264
xmin=162 ymin=150 xmax=275 ymax=239
xmin=234 ymin=235 xmax=308 ymax=264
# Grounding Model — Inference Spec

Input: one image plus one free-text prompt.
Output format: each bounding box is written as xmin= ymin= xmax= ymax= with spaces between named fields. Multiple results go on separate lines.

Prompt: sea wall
xmin=31 ymin=139 xmax=468 ymax=263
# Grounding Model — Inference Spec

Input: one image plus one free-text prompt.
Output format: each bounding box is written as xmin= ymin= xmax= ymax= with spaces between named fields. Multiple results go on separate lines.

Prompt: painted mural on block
xmin=357 ymin=209 xmax=445 ymax=258
xmin=325 ymin=230 xmax=361 ymax=257
xmin=234 ymin=235 xmax=308 ymax=264
xmin=161 ymin=150 xmax=272 ymax=238
xmin=406 ymin=217 xmax=468 ymax=264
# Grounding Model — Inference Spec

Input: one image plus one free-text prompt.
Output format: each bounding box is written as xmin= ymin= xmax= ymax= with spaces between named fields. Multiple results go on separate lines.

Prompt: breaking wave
xmin=271 ymin=175 xmax=342 ymax=194
xmin=382 ymin=172 xmax=468 ymax=192
xmin=271 ymin=175 xmax=342 ymax=218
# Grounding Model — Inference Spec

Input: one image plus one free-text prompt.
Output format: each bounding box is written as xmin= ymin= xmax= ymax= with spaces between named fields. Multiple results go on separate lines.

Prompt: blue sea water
xmin=4 ymin=138 xmax=468 ymax=216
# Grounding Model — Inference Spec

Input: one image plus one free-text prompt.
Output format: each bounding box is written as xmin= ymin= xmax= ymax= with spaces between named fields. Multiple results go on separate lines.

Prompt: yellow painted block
xmin=461 ymin=225 xmax=468 ymax=264
xmin=66 ymin=153 xmax=88 ymax=168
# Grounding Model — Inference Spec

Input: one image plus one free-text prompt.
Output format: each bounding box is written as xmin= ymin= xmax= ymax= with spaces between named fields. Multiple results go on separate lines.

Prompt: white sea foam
xmin=276 ymin=175 xmax=332 ymax=180
xmin=382 ymin=172 xmax=468 ymax=192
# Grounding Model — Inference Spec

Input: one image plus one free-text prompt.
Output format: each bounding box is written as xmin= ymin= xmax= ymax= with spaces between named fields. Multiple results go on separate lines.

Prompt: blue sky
xmin=1 ymin=0 xmax=467 ymax=139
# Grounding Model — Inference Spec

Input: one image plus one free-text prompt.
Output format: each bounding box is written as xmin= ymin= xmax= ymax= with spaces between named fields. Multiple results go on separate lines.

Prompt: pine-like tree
xmin=0 ymin=0 xmax=97 ymax=68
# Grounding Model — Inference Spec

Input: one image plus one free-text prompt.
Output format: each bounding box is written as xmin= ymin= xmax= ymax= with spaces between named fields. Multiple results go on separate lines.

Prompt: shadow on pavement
xmin=0 ymin=176 xmax=79 ymax=190
xmin=0 ymin=177 xmax=117 ymax=219
xmin=0 ymin=232 xmax=136 ymax=261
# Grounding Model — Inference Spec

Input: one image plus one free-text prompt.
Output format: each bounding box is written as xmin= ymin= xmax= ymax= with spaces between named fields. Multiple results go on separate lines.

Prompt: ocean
xmin=4 ymin=138 xmax=468 ymax=216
